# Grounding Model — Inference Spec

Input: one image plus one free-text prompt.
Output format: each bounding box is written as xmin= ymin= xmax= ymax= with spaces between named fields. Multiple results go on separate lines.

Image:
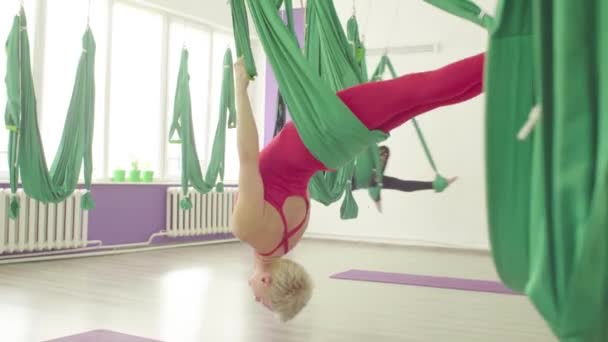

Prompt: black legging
xmin=352 ymin=175 xmax=433 ymax=192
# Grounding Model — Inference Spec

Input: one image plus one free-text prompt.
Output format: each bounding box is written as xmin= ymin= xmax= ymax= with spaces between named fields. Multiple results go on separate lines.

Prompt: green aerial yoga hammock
xmin=230 ymin=0 xmax=257 ymax=79
xmin=302 ymin=2 xmax=368 ymax=219
xmin=169 ymin=48 xmax=236 ymax=208
xmin=433 ymin=0 xmax=608 ymax=340
xmin=423 ymin=0 xmax=494 ymax=29
xmin=370 ymin=55 xmax=450 ymax=193
xmin=4 ymin=9 xmax=96 ymax=219
xmin=272 ymin=2 xmax=298 ymax=138
xmin=346 ymin=15 xmax=367 ymax=82
xmin=230 ymin=0 xmax=295 ymax=80
xmin=232 ymin=0 xmax=388 ymax=170
xmin=231 ymin=0 xmax=387 ymax=219
xmin=483 ymin=1 xmax=608 ymax=340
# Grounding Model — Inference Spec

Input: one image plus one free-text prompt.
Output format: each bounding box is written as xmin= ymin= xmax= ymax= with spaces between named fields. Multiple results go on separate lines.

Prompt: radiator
xmin=166 ymin=187 xmax=237 ymax=237
xmin=0 ymin=189 xmax=89 ymax=254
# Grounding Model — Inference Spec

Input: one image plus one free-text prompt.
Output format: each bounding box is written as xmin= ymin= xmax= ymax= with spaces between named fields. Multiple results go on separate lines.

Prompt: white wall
xmin=306 ymin=0 xmax=497 ymax=250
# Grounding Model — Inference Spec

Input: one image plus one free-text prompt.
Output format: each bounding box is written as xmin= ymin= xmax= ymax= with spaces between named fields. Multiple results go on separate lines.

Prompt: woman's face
xmin=248 ymin=270 xmax=273 ymax=310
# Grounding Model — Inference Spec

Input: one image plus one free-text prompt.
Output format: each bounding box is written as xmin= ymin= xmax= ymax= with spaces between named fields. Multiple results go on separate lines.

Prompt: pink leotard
xmin=257 ymin=52 xmax=485 ymax=256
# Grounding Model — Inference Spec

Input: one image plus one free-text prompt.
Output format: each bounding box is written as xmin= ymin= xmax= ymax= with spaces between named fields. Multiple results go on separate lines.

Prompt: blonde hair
xmin=268 ymin=258 xmax=313 ymax=322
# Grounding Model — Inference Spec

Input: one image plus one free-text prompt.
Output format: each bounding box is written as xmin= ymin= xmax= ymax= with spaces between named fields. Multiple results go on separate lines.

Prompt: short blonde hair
xmin=268 ymin=258 xmax=313 ymax=322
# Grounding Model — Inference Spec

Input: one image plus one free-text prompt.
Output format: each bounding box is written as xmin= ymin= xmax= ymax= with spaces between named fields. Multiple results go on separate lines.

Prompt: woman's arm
xmin=231 ymin=58 xmax=265 ymax=241
xmin=235 ymin=58 xmax=260 ymax=162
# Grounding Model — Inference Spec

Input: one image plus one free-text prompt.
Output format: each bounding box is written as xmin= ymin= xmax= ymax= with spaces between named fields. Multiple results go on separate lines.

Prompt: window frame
xmin=0 ymin=0 xmax=262 ymax=185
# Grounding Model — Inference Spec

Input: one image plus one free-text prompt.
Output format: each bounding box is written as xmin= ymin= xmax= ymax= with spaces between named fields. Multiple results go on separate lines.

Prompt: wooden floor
xmin=0 ymin=240 xmax=556 ymax=342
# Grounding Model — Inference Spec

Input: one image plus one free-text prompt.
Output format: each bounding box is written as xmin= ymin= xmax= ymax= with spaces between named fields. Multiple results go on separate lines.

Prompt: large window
xmin=0 ymin=1 xmax=37 ymax=174
xmin=166 ymin=22 xmax=212 ymax=179
xmin=0 ymin=0 xmax=262 ymax=183
xmin=40 ymin=0 xmax=108 ymax=178
xmin=108 ymin=4 xmax=163 ymax=175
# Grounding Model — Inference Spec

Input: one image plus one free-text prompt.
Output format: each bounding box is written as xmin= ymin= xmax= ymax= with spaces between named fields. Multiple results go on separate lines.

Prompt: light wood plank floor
xmin=0 ymin=240 xmax=556 ymax=342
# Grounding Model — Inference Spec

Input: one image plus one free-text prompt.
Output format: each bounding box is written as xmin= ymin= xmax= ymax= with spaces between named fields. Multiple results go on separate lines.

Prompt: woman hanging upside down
xmin=354 ymin=145 xmax=458 ymax=212
xmin=231 ymin=52 xmax=484 ymax=322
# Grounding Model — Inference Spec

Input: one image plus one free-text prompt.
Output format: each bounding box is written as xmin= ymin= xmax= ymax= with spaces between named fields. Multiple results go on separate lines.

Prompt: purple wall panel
xmin=87 ymin=184 xmax=170 ymax=244
xmin=87 ymin=184 xmax=235 ymax=245
xmin=263 ymin=8 xmax=306 ymax=146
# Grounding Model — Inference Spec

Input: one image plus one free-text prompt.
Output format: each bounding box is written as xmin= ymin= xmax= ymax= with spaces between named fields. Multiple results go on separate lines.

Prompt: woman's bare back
xmin=236 ymin=196 xmax=309 ymax=256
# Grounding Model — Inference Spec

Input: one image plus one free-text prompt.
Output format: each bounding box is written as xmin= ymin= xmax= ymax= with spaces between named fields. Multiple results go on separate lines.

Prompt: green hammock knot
xmin=356 ymin=47 xmax=365 ymax=63
xmin=368 ymin=186 xmax=381 ymax=202
xmin=5 ymin=125 xmax=18 ymax=132
xmin=81 ymin=191 xmax=96 ymax=210
xmin=340 ymin=189 xmax=359 ymax=220
xmin=9 ymin=195 xmax=19 ymax=219
xmin=215 ymin=182 xmax=224 ymax=193
xmin=180 ymin=197 xmax=192 ymax=210
xmin=433 ymin=174 xmax=449 ymax=192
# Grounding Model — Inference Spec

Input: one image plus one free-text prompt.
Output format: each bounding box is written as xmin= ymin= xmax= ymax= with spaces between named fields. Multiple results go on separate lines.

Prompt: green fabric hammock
xmin=346 ymin=15 xmax=367 ymax=82
xmin=169 ymin=48 xmax=236 ymax=208
xmin=423 ymin=0 xmax=494 ymax=29
xmin=4 ymin=9 xmax=96 ymax=219
xmin=272 ymin=1 xmax=298 ymax=138
xmin=231 ymin=0 xmax=379 ymax=219
xmin=230 ymin=0 xmax=295 ymax=80
xmin=484 ymin=1 xmax=608 ymax=340
xmin=303 ymin=2 xmax=367 ymax=219
xmin=233 ymin=0 xmax=388 ymax=171
xmin=370 ymin=55 xmax=450 ymax=192
xmin=204 ymin=48 xmax=237 ymax=193
xmin=230 ymin=0 xmax=257 ymax=79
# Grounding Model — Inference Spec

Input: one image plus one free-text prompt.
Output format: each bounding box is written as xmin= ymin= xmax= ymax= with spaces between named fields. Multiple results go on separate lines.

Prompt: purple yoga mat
xmin=331 ymin=269 xmax=519 ymax=295
xmin=44 ymin=330 xmax=162 ymax=342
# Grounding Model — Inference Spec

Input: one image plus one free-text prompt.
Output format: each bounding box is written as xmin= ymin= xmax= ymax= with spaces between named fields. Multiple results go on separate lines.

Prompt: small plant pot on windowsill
xmin=128 ymin=170 xmax=141 ymax=182
xmin=141 ymin=170 xmax=154 ymax=182
xmin=112 ymin=169 xmax=126 ymax=182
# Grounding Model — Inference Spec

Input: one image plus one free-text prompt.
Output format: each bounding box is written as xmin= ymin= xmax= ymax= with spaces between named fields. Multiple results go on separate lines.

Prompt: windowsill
xmin=0 ymin=179 xmax=238 ymax=187
xmin=93 ymin=179 xmax=238 ymax=187
xmin=94 ymin=180 xmax=182 ymax=186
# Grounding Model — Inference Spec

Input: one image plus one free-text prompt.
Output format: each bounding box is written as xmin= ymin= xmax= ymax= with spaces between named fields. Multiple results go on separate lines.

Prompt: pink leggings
xmin=337 ymin=53 xmax=485 ymax=133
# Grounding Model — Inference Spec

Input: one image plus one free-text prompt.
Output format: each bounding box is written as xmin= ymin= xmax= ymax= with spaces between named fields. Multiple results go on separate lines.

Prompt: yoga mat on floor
xmin=44 ymin=330 xmax=162 ymax=342
xmin=331 ymin=269 xmax=520 ymax=295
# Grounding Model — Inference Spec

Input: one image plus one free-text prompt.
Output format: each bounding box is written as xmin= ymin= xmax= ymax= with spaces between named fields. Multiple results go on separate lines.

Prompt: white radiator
xmin=0 ymin=189 xmax=89 ymax=254
xmin=166 ymin=187 xmax=237 ymax=237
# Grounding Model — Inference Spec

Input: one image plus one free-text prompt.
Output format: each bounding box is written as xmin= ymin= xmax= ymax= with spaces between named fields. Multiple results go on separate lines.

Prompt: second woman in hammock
xmin=354 ymin=145 xmax=458 ymax=212
xmin=230 ymin=52 xmax=484 ymax=322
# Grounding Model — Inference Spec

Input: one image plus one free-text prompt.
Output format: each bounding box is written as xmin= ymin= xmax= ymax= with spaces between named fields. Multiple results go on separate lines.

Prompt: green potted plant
xmin=112 ymin=169 xmax=126 ymax=182
xmin=141 ymin=162 xmax=154 ymax=182
xmin=129 ymin=159 xmax=141 ymax=182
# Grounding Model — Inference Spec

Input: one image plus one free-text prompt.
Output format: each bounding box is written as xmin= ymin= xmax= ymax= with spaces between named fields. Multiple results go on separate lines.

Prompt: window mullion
xmin=102 ymin=0 xmax=115 ymax=181
xmin=32 ymin=0 xmax=47 ymax=129
xmin=204 ymin=29 xmax=215 ymax=170
xmin=159 ymin=15 xmax=170 ymax=181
